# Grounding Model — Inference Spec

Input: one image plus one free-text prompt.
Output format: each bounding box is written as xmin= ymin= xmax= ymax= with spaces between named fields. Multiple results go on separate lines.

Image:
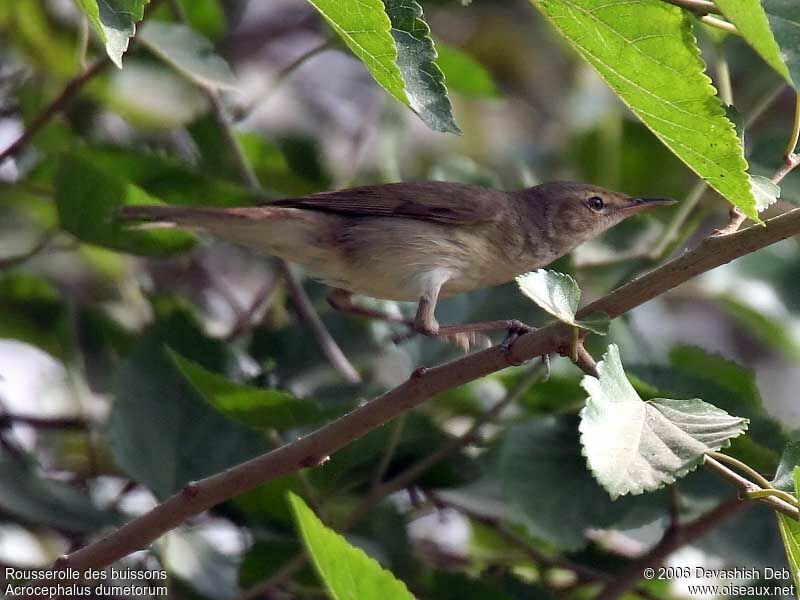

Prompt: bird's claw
xmin=500 ymin=320 xmax=534 ymax=353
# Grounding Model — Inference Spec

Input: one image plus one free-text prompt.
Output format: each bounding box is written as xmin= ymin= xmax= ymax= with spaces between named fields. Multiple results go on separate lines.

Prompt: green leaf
xmin=306 ymin=0 xmax=405 ymax=108
xmin=516 ymin=270 xmax=608 ymax=334
xmin=110 ymin=303 xmax=267 ymax=498
xmin=0 ymin=452 xmax=118 ymax=533
xmin=74 ymin=0 xmax=149 ymax=68
xmin=384 ymin=0 xmax=460 ymax=133
xmin=167 ymin=349 xmax=322 ymax=430
xmin=772 ymin=441 xmax=800 ymax=492
xmin=530 ymin=0 xmax=758 ymax=221
xmin=55 ymin=153 xmax=196 ymax=257
xmin=138 ymin=21 xmax=238 ymax=90
xmin=434 ymin=42 xmax=498 ymax=98
xmin=777 ymin=506 xmax=800 ymax=594
xmin=764 ymin=1 xmax=800 ymax=88
xmin=718 ymin=295 xmax=800 ymax=360
xmin=305 ymin=0 xmax=459 ymax=133
xmin=751 ymin=175 xmax=781 ymax=213
xmin=715 ymin=0 xmax=793 ymax=86
xmin=288 ymin=492 xmax=416 ymax=600
xmin=499 ymin=415 xmax=668 ymax=549
xmin=580 ymin=345 xmax=748 ymax=499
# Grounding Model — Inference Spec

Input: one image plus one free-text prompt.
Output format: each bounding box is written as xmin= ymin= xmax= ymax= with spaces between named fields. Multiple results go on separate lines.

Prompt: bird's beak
xmin=623 ymin=197 xmax=677 ymax=213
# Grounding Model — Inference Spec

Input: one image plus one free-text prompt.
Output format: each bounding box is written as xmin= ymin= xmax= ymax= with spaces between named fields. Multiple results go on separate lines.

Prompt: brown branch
xmin=230 ymin=363 xmax=546 ymax=600
xmin=0 ymin=0 xmax=165 ymax=163
xmin=434 ymin=494 xmax=662 ymax=600
xmin=0 ymin=59 xmax=110 ymax=162
xmin=34 ymin=206 xmax=800 ymax=585
xmin=596 ymin=496 xmax=747 ymax=600
xmin=0 ymin=413 xmax=88 ymax=431
xmin=191 ymin=52 xmax=360 ymax=382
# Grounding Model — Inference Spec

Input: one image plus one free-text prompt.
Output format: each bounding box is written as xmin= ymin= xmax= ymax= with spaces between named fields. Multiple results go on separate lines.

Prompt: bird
xmin=119 ymin=181 xmax=674 ymax=345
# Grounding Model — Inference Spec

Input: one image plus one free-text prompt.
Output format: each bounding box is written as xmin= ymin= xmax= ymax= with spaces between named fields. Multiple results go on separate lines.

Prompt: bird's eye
xmin=587 ymin=196 xmax=605 ymax=212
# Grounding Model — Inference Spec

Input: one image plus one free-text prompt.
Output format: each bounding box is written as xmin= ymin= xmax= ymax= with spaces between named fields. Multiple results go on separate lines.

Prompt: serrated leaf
xmin=288 ymin=492 xmax=415 ymax=600
xmin=764 ymin=1 xmax=800 ymax=88
xmin=434 ymin=42 xmax=497 ymax=98
xmin=777 ymin=510 xmax=800 ymax=594
xmin=74 ymin=0 xmax=149 ymax=68
xmin=138 ymin=21 xmax=237 ymax=90
xmin=499 ymin=415 xmax=668 ymax=549
xmin=516 ymin=270 xmax=607 ymax=334
xmin=167 ymin=349 xmax=322 ymax=430
xmin=751 ymin=175 xmax=781 ymax=212
xmin=580 ymin=345 xmax=748 ymax=499
xmin=530 ymin=0 xmax=759 ymax=221
xmin=110 ymin=305 xmax=267 ymax=498
xmin=55 ymin=153 xmax=196 ymax=257
xmin=384 ymin=0 xmax=460 ymax=133
xmin=715 ymin=0 xmax=793 ymax=86
xmin=305 ymin=0 xmax=405 ymax=99
xmin=305 ymin=0 xmax=459 ymax=134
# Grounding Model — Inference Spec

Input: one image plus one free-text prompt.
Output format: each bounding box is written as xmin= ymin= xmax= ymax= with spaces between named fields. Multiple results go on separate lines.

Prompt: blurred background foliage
xmin=0 ymin=0 xmax=799 ymax=598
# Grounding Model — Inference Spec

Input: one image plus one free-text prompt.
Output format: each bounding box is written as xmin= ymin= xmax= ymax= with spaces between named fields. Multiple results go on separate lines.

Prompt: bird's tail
xmin=117 ymin=204 xmax=323 ymax=258
xmin=118 ymin=205 xmax=274 ymax=227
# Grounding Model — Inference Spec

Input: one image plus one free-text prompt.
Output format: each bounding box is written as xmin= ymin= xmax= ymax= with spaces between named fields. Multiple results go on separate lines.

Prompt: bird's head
xmin=520 ymin=182 xmax=676 ymax=249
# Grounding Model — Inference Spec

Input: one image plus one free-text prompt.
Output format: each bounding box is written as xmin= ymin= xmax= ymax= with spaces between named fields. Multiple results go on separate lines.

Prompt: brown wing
xmin=268 ymin=181 xmax=506 ymax=225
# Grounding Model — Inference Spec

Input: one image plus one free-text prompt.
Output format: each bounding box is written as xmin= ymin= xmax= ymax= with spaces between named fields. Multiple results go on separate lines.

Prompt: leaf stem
xmin=708 ymin=451 xmax=773 ymax=489
xmin=704 ymin=455 xmax=799 ymax=519
xmin=660 ymin=0 xmax=719 ymax=15
xmin=783 ymin=93 xmax=800 ymax=159
xmin=745 ymin=488 xmax=800 ymax=508
xmin=699 ymin=15 xmax=738 ymax=35
xmin=715 ymin=53 xmax=733 ymax=107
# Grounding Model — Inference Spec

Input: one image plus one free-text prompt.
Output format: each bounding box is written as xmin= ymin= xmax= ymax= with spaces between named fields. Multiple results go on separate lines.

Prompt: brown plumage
xmin=119 ymin=181 xmax=674 ymax=340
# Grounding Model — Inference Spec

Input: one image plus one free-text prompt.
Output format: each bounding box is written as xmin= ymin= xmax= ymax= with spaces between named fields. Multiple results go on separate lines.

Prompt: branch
xmin=188 ymin=42 xmax=360 ymax=382
xmin=0 ymin=0 xmax=165 ymax=162
xmin=660 ymin=0 xmax=719 ymax=15
xmin=218 ymin=363 xmax=545 ymax=600
xmin=277 ymin=260 xmax=361 ymax=383
xmin=37 ymin=205 xmax=800 ymax=582
xmin=596 ymin=496 xmax=747 ymax=600
xmin=434 ymin=494 xmax=662 ymax=600
xmin=0 ymin=59 xmax=110 ymax=162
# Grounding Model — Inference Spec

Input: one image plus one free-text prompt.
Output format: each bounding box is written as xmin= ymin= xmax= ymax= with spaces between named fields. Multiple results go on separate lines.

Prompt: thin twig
xmin=31 ymin=207 xmax=800 ymax=585
xmin=773 ymin=152 xmax=800 ymax=187
xmin=783 ymin=92 xmax=800 ymax=159
xmin=370 ymin=414 xmax=407 ymax=489
xmin=278 ymin=261 xmax=361 ymax=383
xmin=569 ymin=348 xmax=800 ymax=521
xmin=0 ymin=413 xmax=88 ymax=431
xmin=700 ymin=15 xmax=739 ymax=35
xmin=708 ymin=451 xmax=774 ymax=490
xmin=191 ymin=65 xmax=360 ymax=381
xmin=596 ymin=496 xmax=747 ymax=600
xmin=234 ymin=362 xmax=546 ymax=600
xmin=0 ymin=0 xmax=165 ymax=163
xmin=0 ymin=59 xmax=110 ymax=162
xmin=704 ymin=455 xmax=800 ymax=519
xmin=660 ymin=0 xmax=718 ymax=15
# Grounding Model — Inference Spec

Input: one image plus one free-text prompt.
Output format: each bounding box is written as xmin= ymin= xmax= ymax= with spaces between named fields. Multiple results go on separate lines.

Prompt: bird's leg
xmin=327 ymin=288 xmax=413 ymax=326
xmin=412 ymin=285 xmax=535 ymax=351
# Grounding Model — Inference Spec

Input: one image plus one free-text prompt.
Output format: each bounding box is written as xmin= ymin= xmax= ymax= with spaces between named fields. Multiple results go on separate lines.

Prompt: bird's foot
xmin=499 ymin=320 xmax=535 ymax=352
